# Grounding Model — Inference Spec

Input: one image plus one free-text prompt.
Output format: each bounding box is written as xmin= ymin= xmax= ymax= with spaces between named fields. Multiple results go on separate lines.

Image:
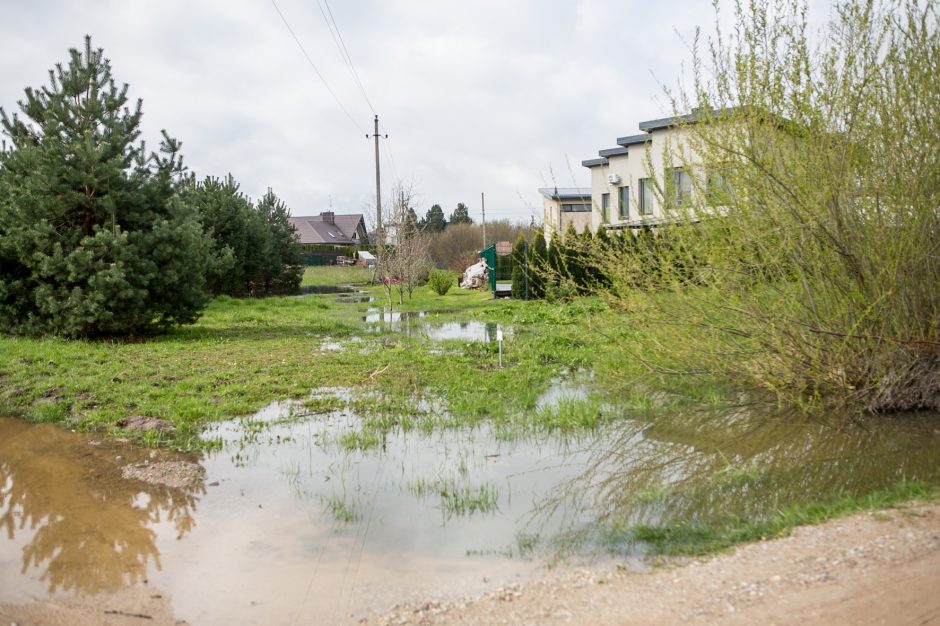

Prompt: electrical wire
xmin=270 ymin=0 xmax=367 ymax=134
xmin=317 ymin=0 xmax=376 ymax=115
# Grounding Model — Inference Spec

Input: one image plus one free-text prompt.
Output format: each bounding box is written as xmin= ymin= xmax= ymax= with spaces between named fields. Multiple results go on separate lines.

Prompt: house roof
xmin=581 ymin=157 xmax=609 ymax=168
xmin=616 ymin=133 xmax=652 ymax=147
xmin=598 ymin=146 xmax=629 ymax=157
xmin=538 ymin=187 xmax=592 ymax=201
xmin=288 ymin=213 xmax=365 ymax=245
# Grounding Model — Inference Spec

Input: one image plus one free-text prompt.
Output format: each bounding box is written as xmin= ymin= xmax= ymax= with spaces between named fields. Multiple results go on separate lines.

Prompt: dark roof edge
xmin=582 ymin=157 xmax=609 ymax=168
xmin=598 ymin=146 xmax=629 ymax=158
xmin=616 ymin=133 xmax=652 ymax=147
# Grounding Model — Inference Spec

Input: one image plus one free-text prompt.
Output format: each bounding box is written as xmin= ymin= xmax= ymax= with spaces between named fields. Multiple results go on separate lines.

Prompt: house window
xmin=668 ymin=167 xmax=692 ymax=207
xmin=639 ymin=178 xmax=654 ymax=216
xmin=561 ymin=203 xmax=590 ymax=212
xmin=619 ymin=186 xmax=629 ymax=220
xmin=706 ymin=168 xmax=732 ymax=206
xmin=601 ymin=193 xmax=610 ymax=223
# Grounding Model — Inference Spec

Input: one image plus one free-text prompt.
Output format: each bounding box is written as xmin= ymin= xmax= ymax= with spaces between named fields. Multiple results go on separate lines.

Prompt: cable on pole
xmin=270 ymin=0 xmax=367 ymax=134
xmin=317 ymin=0 xmax=376 ymax=115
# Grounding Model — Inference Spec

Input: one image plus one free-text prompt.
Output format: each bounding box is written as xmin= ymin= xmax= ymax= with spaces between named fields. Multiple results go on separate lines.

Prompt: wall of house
xmin=588 ymin=126 xmax=700 ymax=231
xmin=543 ymin=196 xmax=593 ymax=241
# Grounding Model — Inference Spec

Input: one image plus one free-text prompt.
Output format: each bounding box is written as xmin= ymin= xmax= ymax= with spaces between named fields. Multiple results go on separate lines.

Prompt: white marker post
xmin=496 ymin=326 xmax=504 ymax=367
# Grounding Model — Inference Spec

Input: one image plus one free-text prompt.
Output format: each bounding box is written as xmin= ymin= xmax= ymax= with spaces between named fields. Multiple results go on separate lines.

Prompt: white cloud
xmin=0 ymin=0 xmax=834 ymax=225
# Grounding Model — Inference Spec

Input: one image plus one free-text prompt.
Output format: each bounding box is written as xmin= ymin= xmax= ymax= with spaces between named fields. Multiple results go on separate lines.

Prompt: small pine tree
xmin=0 ymin=37 xmax=210 ymax=337
xmin=256 ymin=188 xmax=303 ymax=295
xmin=510 ymin=234 xmax=528 ymax=299
xmin=529 ymin=228 xmax=548 ymax=298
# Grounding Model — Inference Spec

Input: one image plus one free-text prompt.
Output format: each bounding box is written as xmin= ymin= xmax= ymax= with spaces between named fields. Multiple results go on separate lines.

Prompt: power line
xmin=317 ymin=0 xmax=376 ymax=115
xmin=382 ymin=136 xmax=400 ymax=185
xmin=270 ymin=0 xmax=366 ymax=134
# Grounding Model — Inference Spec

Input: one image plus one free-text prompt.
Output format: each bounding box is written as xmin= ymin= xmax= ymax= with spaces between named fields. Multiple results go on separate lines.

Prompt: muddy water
xmin=2 ymin=400 xmax=939 ymax=625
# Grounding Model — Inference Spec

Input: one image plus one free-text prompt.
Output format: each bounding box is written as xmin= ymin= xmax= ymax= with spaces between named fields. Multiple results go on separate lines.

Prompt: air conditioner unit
xmin=607 ymin=174 xmax=621 ymax=185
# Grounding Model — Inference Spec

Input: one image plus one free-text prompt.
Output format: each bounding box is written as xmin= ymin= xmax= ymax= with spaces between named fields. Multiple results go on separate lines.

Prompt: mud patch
xmin=122 ymin=461 xmax=205 ymax=490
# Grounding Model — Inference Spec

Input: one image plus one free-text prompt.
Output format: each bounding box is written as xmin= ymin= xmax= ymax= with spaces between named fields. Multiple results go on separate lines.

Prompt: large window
xmin=667 ymin=167 xmax=692 ymax=207
xmin=561 ymin=203 xmax=591 ymax=213
xmin=639 ymin=178 xmax=654 ymax=215
xmin=618 ymin=186 xmax=630 ymax=220
xmin=601 ymin=193 xmax=610 ymax=223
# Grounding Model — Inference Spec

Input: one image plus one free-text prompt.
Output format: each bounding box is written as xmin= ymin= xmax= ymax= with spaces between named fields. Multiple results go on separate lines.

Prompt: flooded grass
xmin=2 ymin=268 xmax=940 ymax=621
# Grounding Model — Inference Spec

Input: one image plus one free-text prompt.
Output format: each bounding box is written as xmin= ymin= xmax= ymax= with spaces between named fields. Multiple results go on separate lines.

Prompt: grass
xmin=626 ymin=480 xmax=938 ymax=556
xmin=410 ymin=477 xmax=500 ymax=517
xmin=0 ymin=275 xmax=651 ymax=449
xmin=301 ymin=265 xmax=374 ymax=287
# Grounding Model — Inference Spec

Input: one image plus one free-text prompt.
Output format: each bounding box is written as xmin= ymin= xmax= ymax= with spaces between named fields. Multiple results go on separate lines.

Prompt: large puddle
xmin=3 ymin=390 xmax=940 ymax=624
xmin=360 ymin=307 xmax=510 ymax=342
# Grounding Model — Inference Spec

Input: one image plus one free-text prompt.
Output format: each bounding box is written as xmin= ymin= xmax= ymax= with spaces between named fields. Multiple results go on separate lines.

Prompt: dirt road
xmin=3 ymin=502 xmax=939 ymax=626
xmin=368 ymin=502 xmax=940 ymax=626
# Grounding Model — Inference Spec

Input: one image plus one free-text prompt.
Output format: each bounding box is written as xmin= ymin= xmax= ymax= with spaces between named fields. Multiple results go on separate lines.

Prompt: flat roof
xmin=538 ymin=187 xmax=592 ymax=200
xmin=638 ymin=111 xmax=697 ymax=132
xmin=616 ymin=133 xmax=652 ymax=147
xmin=581 ymin=157 xmax=608 ymax=168
xmin=598 ymin=146 xmax=628 ymax=158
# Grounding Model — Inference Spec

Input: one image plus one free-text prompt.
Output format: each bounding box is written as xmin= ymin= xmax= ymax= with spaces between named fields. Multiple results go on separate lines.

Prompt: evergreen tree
xmin=423 ymin=204 xmax=446 ymax=233
xmin=562 ymin=223 xmax=583 ymax=287
xmin=256 ymin=188 xmax=303 ymax=295
xmin=529 ymin=228 xmax=548 ymax=299
xmin=0 ymin=37 xmax=210 ymax=337
xmin=449 ymin=202 xmax=473 ymax=225
xmin=510 ymin=234 xmax=529 ymax=299
xmin=182 ymin=174 xmax=260 ymax=296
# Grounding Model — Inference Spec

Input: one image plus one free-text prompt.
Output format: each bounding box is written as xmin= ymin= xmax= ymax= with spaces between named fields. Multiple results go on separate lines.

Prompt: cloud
xmin=0 ymin=0 xmax=834 ymax=224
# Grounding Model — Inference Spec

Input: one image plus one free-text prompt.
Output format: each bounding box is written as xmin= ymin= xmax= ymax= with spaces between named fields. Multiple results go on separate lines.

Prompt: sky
xmin=0 ymin=0 xmax=834 ymax=226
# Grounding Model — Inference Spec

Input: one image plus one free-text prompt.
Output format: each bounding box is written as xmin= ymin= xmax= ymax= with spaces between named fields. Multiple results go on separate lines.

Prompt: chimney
xmin=321 ymin=211 xmax=335 ymax=224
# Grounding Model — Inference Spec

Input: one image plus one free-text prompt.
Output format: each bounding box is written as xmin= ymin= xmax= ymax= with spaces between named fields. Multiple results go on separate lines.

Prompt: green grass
xmin=302 ymin=266 xmax=374 ymax=287
xmin=0 ymin=283 xmax=651 ymax=449
xmin=626 ymin=480 xmax=938 ymax=556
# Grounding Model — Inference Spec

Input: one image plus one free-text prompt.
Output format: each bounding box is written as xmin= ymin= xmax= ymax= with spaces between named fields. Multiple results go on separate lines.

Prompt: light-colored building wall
xmin=584 ymin=117 xmax=704 ymax=233
xmin=540 ymin=188 xmax=592 ymax=241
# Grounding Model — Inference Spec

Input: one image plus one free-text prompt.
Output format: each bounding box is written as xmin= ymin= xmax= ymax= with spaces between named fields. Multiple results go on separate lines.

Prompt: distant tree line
xmin=0 ymin=37 xmax=303 ymax=338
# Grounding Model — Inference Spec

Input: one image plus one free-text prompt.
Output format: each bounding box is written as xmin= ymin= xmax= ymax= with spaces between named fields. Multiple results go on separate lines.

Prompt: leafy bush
xmin=428 ymin=269 xmax=454 ymax=296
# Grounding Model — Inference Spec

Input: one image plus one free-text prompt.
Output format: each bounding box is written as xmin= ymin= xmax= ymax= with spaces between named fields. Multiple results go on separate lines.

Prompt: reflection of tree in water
xmin=529 ymin=404 xmax=940 ymax=553
xmin=0 ymin=418 xmax=204 ymax=594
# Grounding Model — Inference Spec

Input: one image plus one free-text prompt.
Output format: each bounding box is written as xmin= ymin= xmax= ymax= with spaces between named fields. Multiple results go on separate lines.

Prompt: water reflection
xmin=535 ymin=404 xmax=940 ymax=551
xmin=0 ymin=417 xmax=203 ymax=596
xmin=359 ymin=308 xmax=510 ymax=343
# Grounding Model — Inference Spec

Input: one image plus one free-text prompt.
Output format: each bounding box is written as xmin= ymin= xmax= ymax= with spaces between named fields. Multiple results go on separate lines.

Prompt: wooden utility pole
xmin=368 ymin=115 xmax=386 ymax=245
xmin=481 ymin=192 xmax=487 ymax=249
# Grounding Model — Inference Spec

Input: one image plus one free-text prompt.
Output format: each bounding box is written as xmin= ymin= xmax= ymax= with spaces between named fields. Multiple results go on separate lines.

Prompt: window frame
xmin=639 ymin=178 xmax=654 ymax=216
xmin=618 ymin=186 xmax=630 ymax=220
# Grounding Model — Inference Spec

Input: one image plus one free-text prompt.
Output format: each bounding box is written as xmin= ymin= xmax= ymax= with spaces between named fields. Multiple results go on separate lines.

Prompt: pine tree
xmin=449 ymin=202 xmax=473 ymax=225
xmin=0 ymin=37 xmax=210 ymax=337
xmin=181 ymin=174 xmax=258 ymax=296
xmin=529 ymin=228 xmax=548 ymax=298
xmin=256 ymin=188 xmax=303 ymax=295
xmin=423 ymin=204 xmax=446 ymax=233
xmin=510 ymin=234 xmax=528 ymax=299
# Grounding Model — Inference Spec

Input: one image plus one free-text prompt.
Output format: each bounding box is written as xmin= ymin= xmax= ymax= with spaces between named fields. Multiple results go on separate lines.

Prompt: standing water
xmin=2 ymin=394 xmax=939 ymax=624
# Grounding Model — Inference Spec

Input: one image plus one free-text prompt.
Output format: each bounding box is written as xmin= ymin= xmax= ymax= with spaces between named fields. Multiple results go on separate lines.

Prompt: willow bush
xmin=589 ymin=0 xmax=939 ymax=413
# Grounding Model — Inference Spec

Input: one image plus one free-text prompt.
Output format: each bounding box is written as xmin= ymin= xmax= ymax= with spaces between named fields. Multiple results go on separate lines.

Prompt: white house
xmin=579 ymin=111 xmax=709 ymax=235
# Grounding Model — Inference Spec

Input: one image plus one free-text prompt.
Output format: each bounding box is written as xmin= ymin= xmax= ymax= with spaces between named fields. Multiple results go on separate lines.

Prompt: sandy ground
xmin=3 ymin=502 xmax=938 ymax=626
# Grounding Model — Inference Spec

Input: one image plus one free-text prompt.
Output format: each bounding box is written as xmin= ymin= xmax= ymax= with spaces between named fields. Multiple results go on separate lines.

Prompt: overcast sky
xmin=0 ymin=0 xmax=834 ymax=225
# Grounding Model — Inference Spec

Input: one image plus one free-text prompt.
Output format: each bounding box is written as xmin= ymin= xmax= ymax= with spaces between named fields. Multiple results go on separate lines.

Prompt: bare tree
xmin=376 ymin=183 xmax=431 ymax=306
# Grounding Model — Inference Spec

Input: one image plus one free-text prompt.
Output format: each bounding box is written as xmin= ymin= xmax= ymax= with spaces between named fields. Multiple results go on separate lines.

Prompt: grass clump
xmin=629 ymin=480 xmax=937 ymax=556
